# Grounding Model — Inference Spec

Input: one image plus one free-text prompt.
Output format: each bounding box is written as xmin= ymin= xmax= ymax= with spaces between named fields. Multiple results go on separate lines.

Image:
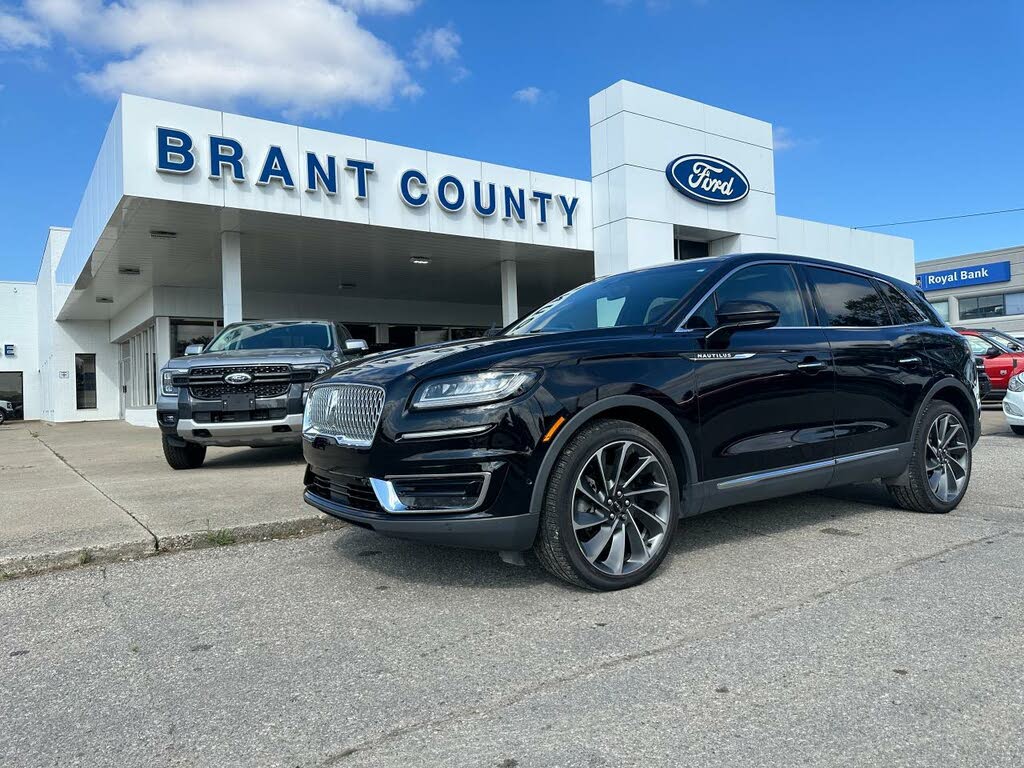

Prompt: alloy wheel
xmin=571 ymin=440 xmax=672 ymax=576
xmin=925 ymin=413 xmax=969 ymax=503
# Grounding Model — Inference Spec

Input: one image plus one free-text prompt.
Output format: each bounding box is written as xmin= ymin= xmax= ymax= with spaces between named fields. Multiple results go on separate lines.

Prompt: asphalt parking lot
xmin=1 ymin=409 xmax=1022 ymax=766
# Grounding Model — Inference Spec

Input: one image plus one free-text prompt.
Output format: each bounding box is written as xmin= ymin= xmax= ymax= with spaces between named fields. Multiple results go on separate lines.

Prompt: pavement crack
xmin=318 ymin=528 xmax=1011 ymax=765
xmin=30 ymin=432 xmax=159 ymax=550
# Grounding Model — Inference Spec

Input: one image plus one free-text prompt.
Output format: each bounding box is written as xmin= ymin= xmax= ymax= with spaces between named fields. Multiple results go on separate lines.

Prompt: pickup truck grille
xmin=188 ymin=365 xmax=292 ymax=400
xmin=304 ymin=383 xmax=385 ymax=447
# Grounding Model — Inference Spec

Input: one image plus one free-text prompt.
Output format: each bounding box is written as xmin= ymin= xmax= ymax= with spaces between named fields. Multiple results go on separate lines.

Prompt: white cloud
xmin=512 ymin=86 xmax=542 ymax=105
xmin=773 ymin=126 xmax=817 ymax=152
xmin=0 ymin=10 xmax=47 ymax=49
xmin=10 ymin=0 xmax=426 ymax=116
xmin=413 ymin=22 xmax=466 ymax=76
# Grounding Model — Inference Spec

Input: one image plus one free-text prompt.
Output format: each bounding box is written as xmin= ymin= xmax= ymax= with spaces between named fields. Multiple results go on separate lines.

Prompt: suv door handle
xmin=796 ymin=359 xmax=827 ymax=373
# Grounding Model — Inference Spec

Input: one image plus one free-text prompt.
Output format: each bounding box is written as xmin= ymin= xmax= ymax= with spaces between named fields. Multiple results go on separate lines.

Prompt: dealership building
xmin=0 ymin=80 xmax=914 ymax=426
xmin=915 ymin=245 xmax=1024 ymax=333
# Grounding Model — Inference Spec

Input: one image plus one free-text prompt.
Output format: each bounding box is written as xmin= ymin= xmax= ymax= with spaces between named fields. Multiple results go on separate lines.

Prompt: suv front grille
xmin=188 ymin=365 xmax=292 ymax=400
xmin=304 ymin=383 xmax=385 ymax=447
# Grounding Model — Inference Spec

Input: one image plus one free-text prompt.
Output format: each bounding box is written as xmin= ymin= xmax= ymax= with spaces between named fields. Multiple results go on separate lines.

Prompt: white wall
xmin=776 ymin=216 xmax=914 ymax=283
xmin=590 ymin=81 xmax=777 ymax=276
xmin=36 ymin=228 xmax=119 ymax=422
xmin=0 ymin=281 xmax=40 ymax=420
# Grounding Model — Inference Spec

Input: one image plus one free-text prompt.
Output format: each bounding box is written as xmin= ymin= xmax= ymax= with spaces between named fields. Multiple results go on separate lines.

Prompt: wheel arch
xmin=919 ymin=378 xmax=979 ymax=445
xmin=529 ymin=395 xmax=699 ymax=518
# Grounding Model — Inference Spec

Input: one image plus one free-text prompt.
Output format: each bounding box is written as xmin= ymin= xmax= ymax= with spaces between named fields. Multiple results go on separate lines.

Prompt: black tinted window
xmin=879 ymin=282 xmax=924 ymax=325
xmin=688 ymin=263 xmax=808 ymax=328
xmin=807 ymin=267 xmax=891 ymax=327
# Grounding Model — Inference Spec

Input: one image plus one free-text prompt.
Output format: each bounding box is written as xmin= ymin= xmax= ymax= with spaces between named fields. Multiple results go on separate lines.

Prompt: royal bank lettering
xmin=156 ymin=127 xmax=580 ymax=228
xmin=915 ymin=261 xmax=1012 ymax=292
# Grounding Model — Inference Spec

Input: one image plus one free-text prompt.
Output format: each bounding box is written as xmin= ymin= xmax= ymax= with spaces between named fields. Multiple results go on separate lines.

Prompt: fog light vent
xmin=1004 ymin=401 xmax=1023 ymax=417
xmin=370 ymin=472 xmax=491 ymax=514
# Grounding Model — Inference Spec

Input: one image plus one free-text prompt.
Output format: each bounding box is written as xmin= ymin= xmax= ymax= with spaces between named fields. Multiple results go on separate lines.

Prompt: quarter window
xmin=687 ymin=263 xmax=808 ymax=329
xmin=806 ymin=267 xmax=892 ymax=328
xmin=879 ymin=282 xmax=925 ymax=325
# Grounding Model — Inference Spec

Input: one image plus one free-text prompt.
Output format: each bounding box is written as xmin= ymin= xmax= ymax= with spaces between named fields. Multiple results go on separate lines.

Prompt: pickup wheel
xmin=534 ymin=419 xmax=680 ymax=591
xmin=162 ymin=435 xmax=207 ymax=470
xmin=887 ymin=401 xmax=971 ymax=514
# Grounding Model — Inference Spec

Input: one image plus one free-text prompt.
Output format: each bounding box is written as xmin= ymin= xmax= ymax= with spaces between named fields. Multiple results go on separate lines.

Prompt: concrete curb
xmin=0 ymin=514 xmax=345 ymax=581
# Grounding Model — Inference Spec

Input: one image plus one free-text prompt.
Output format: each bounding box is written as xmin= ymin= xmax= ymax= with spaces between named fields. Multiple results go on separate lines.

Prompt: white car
xmin=1003 ymin=373 xmax=1024 ymax=435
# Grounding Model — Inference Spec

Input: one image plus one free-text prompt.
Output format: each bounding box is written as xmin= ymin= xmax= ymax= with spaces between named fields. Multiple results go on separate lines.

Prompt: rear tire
xmin=887 ymin=401 xmax=971 ymax=514
xmin=162 ymin=435 xmax=207 ymax=470
xmin=1012 ymin=425 xmax=1024 ymax=436
xmin=534 ymin=418 xmax=680 ymax=591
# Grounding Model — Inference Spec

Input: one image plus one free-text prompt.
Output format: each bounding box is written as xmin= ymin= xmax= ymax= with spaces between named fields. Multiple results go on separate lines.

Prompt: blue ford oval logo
xmin=666 ymin=154 xmax=750 ymax=204
xmin=224 ymin=372 xmax=253 ymax=386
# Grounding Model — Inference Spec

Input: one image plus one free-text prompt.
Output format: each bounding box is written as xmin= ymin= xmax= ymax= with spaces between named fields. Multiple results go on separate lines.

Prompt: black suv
xmin=302 ymin=254 xmax=980 ymax=590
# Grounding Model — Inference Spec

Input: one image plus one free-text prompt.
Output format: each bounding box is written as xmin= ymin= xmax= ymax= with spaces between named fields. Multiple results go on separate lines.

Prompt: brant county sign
xmin=666 ymin=154 xmax=750 ymax=204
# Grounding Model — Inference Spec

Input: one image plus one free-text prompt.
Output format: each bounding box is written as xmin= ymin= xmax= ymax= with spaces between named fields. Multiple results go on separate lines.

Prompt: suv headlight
xmin=1009 ymin=373 xmax=1024 ymax=393
xmin=411 ymin=370 xmax=537 ymax=410
xmin=161 ymin=369 xmax=179 ymax=396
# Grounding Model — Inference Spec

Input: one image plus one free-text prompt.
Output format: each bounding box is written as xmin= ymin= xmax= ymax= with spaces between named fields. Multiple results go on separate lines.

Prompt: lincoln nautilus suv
xmin=302 ymin=253 xmax=980 ymax=590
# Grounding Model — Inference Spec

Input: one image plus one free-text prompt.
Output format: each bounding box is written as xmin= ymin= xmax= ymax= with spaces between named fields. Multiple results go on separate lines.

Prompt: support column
xmin=221 ymin=231 xmax=242 ymax=325
xmin=500 ymin=260 xmax=518 ymax=326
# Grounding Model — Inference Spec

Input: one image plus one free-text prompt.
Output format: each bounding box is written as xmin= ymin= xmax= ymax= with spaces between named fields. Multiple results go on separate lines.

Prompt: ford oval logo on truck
xmin=666 ymin=154 xmax=750 ymax=204
xmin=224 ymin=372 xmax=253 ymax=386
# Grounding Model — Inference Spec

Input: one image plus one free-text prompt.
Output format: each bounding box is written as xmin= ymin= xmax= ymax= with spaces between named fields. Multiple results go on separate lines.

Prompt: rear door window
xmin=806 ymin=267 xmax=892 ymax=327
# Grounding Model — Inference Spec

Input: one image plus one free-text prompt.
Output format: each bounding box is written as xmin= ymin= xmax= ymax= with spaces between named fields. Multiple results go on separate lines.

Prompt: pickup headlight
xmin=411 ymin=370 xmax=537 ymax=410
xmin=161 ymin=369 xmax=178 ymax=396
xmin=1009 ymin=373 xmax=1024 ymax=393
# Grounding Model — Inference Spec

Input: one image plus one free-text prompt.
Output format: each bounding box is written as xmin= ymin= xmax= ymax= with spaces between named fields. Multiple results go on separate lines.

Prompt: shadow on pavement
xmin=201 ymin=445 xmax=305 ymax=469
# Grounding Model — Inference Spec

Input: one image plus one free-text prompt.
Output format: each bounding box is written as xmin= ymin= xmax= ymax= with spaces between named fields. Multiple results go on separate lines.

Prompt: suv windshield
xmin=506 ymin=261 xmax=717 ymax=336
xmin=205 ymin=321 xmax=333 ymax=352
xmin=984 ymin=329 xmax=1024 ymax=352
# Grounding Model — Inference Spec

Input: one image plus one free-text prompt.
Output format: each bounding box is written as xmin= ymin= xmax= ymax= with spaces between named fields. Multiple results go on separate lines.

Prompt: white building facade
xmin=0 ymin=81 xmax=914 ymax=425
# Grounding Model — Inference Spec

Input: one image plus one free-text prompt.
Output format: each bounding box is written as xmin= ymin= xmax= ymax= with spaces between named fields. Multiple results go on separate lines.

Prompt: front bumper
xmin=174 ymin=413 xmax=303 ymax=446
xmin=302 ymin=384 xmax=554 ymax=551
xmin=1002 ymin=390 xmax=1024 ymax=426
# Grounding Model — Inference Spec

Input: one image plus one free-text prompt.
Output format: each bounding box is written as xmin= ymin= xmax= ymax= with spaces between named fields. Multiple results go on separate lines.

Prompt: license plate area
xmin=222 ymin=393 xmax=255 ymax=411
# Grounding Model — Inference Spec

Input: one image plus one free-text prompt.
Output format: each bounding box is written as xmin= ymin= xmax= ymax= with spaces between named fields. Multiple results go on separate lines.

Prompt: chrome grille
xmin=304 ymin=383 xmax=385 ymax=447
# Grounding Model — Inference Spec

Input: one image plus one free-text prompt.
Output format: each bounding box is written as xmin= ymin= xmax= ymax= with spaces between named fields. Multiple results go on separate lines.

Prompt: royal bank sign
xmin=665 ymin=154 xmax=750 ymax=204
xmin=916 ymin=261 xmax=1012 ymax=292
xmin=155 ymin=128 xmax=581 ymax=228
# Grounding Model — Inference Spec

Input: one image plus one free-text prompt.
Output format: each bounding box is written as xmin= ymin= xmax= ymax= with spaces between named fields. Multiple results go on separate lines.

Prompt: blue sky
xmin=1 ymin=0 xmax=1022 ymax=282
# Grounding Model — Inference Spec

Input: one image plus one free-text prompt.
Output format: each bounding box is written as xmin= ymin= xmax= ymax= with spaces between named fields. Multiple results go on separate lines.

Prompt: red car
xmin=956 ymin=327 xmax=1024 ymax=400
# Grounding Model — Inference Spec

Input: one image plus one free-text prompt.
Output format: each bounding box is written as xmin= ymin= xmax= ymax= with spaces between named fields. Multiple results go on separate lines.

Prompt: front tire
xmin=887 ymin=401 xmax=971 ymax=514
xmin=534 ymin=419 xmax=680 ymax=590
xmin=162 ymin=435 xmax=207 ymax=470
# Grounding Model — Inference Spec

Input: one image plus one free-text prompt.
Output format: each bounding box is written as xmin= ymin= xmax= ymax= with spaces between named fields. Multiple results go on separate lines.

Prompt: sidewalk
xmin=0 ymin=420 xmax=340 ymax=577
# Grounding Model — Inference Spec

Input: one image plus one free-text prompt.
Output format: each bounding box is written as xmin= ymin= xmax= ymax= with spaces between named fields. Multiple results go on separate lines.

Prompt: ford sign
xmin=224 ymin=372 xmax=254 ymax=386
xmin=666 ymin=155 xmax=750 ymax=205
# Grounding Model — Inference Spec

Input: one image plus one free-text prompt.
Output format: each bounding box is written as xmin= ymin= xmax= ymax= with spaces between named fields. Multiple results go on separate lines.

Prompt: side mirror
xmin=706 ymin=300 xmax=780 ymax=346
xmin=985 ymin=346 xmax=1002 ymax=358
xmin=184 ymin=344 xmax=205 ymax=355
xmin=344 ymin=339 xmax=369 ymax=354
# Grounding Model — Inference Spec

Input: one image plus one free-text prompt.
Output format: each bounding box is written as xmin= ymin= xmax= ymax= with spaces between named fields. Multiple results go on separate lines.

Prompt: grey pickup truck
xmin=157 ymin=319 xmax=366 ymax=469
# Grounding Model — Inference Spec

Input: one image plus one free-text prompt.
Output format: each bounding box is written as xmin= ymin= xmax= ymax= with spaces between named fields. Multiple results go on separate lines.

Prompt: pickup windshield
xmin=505 ymin=261 xmax=717 ymax=336
xmin=205 ymin=321 xmax=333 ymax=352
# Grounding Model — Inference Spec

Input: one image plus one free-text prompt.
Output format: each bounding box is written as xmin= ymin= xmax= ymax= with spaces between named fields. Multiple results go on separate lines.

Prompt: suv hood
xmin=166 ymin=348 xmax=332 ymax=369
